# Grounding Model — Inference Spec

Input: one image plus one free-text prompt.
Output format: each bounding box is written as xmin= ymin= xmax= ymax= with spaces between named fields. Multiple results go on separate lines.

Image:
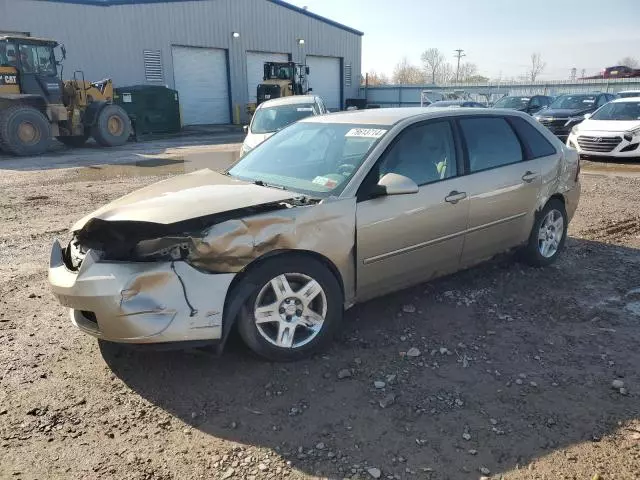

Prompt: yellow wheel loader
xmin=0 ymin=35 xmax=131 ymax=156
xmin=246 ymin=62 xmax=311 ymax=116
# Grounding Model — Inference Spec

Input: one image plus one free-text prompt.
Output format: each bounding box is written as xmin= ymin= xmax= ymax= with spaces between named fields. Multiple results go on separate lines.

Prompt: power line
xmin=454 ymin=49 xmax=466 ymax=83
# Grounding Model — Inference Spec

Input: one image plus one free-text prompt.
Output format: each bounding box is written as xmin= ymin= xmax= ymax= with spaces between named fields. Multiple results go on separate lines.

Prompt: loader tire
xmin=0 ymin=105 xmax=51 ymax=156
xmin=92 ymin=104 xmax=131 ymax=147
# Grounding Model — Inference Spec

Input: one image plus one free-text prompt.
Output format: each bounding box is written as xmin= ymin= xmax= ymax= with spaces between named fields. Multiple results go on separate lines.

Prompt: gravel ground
xmin=1 ymin=143 xmax=640 ymax=480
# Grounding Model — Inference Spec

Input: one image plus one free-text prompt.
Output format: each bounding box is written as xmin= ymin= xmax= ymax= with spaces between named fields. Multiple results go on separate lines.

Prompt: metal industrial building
xmin=0 ymin=0 xmax=363 ymax=124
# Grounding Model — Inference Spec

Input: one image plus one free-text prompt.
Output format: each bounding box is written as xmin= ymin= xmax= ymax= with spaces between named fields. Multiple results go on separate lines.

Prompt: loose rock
xmin=374 ymin=381 xmax=386 ymax=389
xmin=337 ymin=369 xmax=352 ymax=379
xmin=406 ymin=347 xmax=421 ymax=357
xmin=367 ymin=467 xmax=382 ymax=479
xmin=462 ymin=433 xmax=471 ymax=441
xmin=402 ymin=304 xmax=416 ymax=313
xmin=611 ymin=379 xmax=624 ymax=390
xmin=480 ymin=467 xmax=491 ymax=475
xmin=379 ymin=394 xmax=396 ymax=409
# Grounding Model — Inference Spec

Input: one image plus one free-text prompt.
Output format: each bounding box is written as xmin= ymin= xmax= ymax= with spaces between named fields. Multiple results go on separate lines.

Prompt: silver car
xmin=49 ymin=108 xmax=581 ymax=361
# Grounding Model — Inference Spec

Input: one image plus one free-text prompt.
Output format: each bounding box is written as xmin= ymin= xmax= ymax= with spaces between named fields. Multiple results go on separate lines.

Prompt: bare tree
xmin=363 ymin=70 xmax=390 ymax=86
xmin=392 ymin=57 xmax=425 ymax=85
xmin=420 ymin=48 xmax=446 ymax=84
xmin=436 ymin=62 xmax=454 ymax=84
xmin=529 ymin=53 xmax=546 ymax=82
xmin=457 ymin=62 xmax=478 ymax=82
xmin=619 ymin=56 xmax=639 ymax=68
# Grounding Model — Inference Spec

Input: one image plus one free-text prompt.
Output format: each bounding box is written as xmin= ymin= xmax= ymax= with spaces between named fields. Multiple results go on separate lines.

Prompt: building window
xmin=345 ymin=64 xmax=352 ymax=87
xmin=143 ymin=50 xmax=164 ymax=82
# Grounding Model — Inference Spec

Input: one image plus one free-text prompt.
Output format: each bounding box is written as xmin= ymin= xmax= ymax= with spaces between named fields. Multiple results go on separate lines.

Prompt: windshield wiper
xmin=253 ymin=180 xmax=288 ymax=191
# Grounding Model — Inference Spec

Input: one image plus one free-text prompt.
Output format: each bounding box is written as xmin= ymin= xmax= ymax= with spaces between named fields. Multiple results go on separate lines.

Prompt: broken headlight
xmin=134 ymin=238 xmax=192 ymax=262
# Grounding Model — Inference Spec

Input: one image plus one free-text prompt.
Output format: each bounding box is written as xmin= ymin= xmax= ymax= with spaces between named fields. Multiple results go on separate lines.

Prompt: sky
xmin=285 ymin=0 xmax=640 ymax=81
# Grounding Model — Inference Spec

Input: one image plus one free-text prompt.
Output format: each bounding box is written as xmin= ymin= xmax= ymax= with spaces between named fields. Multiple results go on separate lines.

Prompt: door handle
xmin=522 ymin=171 xmax=539 ymax=183
xmin=445 ymin=191 xmax=467 ymax=204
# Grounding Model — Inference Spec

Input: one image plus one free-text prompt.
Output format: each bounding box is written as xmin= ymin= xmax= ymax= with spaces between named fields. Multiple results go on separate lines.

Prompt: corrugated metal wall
xmin=0 ymin=0 xmax=362 ymax=121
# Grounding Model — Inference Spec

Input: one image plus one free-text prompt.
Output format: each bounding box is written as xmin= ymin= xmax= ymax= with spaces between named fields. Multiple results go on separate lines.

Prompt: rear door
xmin=356 ymin=120 xmax=470 ymax=301
xmin=457 ymin=115 xmax=542 ymax=266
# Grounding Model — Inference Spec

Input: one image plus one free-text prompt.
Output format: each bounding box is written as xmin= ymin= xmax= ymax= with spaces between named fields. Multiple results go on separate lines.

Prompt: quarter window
xmin=509 ymin=116 xmax=557 ymax=159
xmin=459 ymin=117 xmax=523 ymax=173
xmin=379 ymin=121 xmax=457 ymax=186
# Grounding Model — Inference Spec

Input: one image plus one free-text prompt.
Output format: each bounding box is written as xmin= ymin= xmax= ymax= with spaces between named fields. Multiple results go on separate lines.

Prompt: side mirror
xmin=243 ymin=125 xmax=248 ymax=134
xmin=61 ymin=44 xmax=67 ymax=60
xmin=583 ymin=113 xmax=592 ymax=119
xmin=374 ymin=173 xmax=419 ymax=197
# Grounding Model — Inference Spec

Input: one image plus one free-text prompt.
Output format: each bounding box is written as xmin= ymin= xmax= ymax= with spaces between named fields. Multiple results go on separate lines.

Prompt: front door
xmin=456 ymin=116 xmax=541 ymax=265
xmin=356 ymin=120 xmax=470 ymax=302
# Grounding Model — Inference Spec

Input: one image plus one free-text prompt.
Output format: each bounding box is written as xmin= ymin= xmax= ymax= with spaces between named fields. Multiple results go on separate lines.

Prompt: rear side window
xmin=459 ymin=117 xmax=523 ymax=173
xmin=509 ymin=116 xmax=557 ymax=159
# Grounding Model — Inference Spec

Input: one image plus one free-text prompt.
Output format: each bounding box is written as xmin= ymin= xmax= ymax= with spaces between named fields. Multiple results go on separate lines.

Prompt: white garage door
xmin=172 ymin=46 xmax=230 ymax=125
xmin=306 ymin=56 xmax=341 ymax=111
xmin=246 ymin=51 xmax=289 ymax=103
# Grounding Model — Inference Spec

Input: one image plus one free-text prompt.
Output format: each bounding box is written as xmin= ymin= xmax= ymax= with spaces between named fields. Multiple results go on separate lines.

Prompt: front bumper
xmin=48 ymin=240 xmax=235 ymax=344
xmin=567 ymin=132 xmax=640 ymax=158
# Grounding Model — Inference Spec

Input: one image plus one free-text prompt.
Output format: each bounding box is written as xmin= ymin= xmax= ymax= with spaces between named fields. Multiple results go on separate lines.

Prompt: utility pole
xmin=454 ymin=49 xmax=466 ymax=83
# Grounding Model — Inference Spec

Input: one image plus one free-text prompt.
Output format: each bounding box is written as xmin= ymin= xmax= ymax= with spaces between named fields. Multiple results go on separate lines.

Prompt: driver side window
xmin=379 ymin=121 xmax=458 ymax=186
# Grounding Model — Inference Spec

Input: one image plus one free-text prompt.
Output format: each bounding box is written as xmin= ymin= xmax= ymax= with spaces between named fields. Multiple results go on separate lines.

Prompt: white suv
xmin=240 ymin=95 xmax=327 ymax=157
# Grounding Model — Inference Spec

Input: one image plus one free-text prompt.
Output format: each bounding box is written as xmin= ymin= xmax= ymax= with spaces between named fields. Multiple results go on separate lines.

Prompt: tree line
xmin=363 ymin=49 xmax=640 ymax=86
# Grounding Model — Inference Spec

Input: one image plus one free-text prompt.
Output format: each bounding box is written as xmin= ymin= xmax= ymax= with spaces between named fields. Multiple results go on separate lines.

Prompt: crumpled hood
xmin=243 ymin=131 xmax=275 ymax=150
xmin=71 ymin=169 xmax=294 ymax=231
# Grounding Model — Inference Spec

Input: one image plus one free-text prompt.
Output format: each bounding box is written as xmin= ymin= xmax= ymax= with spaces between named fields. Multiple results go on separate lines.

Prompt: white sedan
xmin=567 ymin=97 xmax=640 ymax=158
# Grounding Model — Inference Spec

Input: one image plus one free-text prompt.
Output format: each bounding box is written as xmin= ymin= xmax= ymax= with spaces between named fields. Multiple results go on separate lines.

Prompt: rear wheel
xmin=521 ymin=199 xmax=568 ymax=267
xmin=92 ymin=104 xmax=131 ymax=147
xmin=0 ymin=105 xmax=51 ymax=156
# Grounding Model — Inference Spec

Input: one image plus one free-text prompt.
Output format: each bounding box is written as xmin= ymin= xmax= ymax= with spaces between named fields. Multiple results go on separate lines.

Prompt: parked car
xmin=240 ymin=95 xmax=327 ymax=157
xmin=617 ymin=90 xmax=640 ymax=99
xmin=492 ymin=95 xmax=552 ymax=115
xmin=427 ymin=100 xmax=485 ymax=108
xmin=567 ymin=97 xmax=640 ymax=158
xmin=49 ymin=108 xmax=580 ymax=361
xmin=533 ymin=92 xmax=617 ymax=140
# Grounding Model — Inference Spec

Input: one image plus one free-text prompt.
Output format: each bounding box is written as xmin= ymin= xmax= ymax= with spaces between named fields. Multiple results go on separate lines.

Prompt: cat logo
xmin=1 ymin=74 xmax=17 ymax=85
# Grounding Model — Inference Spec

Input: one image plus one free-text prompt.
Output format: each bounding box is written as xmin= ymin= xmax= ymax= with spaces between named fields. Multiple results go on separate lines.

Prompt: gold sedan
xmin=49 ymin=108 xmax=580 ymax=361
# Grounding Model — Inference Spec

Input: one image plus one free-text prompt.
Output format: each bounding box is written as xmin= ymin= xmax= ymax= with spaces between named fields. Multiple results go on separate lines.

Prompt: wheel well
xmin=227 ymin=249 xmax=346 ymax=302
xmin=549 ymin=193 xmax=565 ymax=205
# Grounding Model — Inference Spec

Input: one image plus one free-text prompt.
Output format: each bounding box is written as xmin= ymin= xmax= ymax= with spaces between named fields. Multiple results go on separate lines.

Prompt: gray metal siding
xmin=1 ymin=0 xmax=362 ymax=121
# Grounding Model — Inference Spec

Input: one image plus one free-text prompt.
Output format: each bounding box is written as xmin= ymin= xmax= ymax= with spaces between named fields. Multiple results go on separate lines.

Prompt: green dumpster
xmin=114 ymin=85 xmax=181 ymax=135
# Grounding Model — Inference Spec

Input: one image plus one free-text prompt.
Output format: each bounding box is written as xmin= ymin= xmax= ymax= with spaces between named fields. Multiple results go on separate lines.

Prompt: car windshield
xmin=591 ymin=101 xmax=640 ymax=121
xmin=251 ymin=103 xmax=317 ymax=134
xmin=494 ymin=96 xmax=529 ymax=108
xmin=228 ymin=122 xmax=389 ymax=197
xmin=549 ymin=95 xmax=596 ymax=109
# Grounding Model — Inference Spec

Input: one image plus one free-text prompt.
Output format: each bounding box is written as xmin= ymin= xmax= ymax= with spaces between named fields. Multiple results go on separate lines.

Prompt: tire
xmin=0 ymin=105 xmax=51 ymax=156
xmin=521 ymin=198 xmax=568 ymax=267
xmin=91 ymin=104 xmax=131 ymax=147
xmin=237 ymin=255 xmax=343 ymax=361
xmin=56 ymin=134 xmax=89 ymax=147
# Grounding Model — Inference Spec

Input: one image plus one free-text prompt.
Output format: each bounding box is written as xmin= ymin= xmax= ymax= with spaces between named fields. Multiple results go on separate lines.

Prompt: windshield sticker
xmin=297 ymin=107 xmax=314 ymax=112
xmin=345 ymin=128 xmax=387 ymax=139
xmin=312 ymin=176 xmax=339 ymax=189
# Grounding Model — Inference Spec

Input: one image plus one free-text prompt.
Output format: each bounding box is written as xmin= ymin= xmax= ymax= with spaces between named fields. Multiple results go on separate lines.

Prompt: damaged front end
xmin=51 ymin=182 xmax=356 ymax=348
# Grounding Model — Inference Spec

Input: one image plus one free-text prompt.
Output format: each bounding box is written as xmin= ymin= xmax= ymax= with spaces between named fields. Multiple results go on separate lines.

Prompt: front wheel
xmin=237 ymin=256 xmax=343 ymax=361
xmin=92 ymin=104 xmax=131 ymax=147
xmin=521 ymin=199 xmax=568 ymax=267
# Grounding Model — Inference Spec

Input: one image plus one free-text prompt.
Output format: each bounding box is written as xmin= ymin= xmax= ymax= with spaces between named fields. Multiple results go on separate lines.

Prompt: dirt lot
xmin=1 ymin=140 xmax=640 ymax=480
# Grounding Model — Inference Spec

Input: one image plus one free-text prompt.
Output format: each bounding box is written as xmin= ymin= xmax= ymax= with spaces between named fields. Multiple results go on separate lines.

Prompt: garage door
xmin=306 ymin=56 xmax=341 ymax=111
xmin=246 ymin=51 xmax=289 ymax=103
xmin=171 ymin=46 xmax=230 ymax=125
